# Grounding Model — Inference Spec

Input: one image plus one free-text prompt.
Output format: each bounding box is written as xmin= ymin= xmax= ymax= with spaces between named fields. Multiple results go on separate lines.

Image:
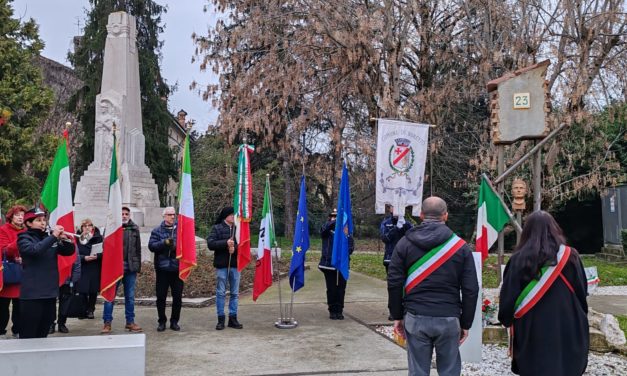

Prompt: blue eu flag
xmin=289 ymin=176 xmax=310 ymax=291
xmin=331 ymin=162 xmax=353 ymax=281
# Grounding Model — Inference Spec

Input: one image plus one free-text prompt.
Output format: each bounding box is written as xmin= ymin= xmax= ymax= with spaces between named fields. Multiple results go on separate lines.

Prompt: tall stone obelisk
xmin=75 ymin=12 xmax=162 ymax=228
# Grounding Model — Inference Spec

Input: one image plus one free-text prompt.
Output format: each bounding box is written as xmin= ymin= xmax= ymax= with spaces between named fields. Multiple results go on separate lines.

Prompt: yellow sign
xmin=513 ymin=93 xmax=530 ymax=109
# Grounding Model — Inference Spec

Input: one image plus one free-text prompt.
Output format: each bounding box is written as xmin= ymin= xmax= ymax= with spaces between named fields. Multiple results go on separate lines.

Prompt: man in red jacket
xmin=0 ymin=204 xmax=27 ymax=338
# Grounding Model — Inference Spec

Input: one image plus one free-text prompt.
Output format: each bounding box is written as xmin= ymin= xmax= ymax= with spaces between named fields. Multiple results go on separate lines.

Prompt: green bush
xmin=622 ymin=229 xmax=627 ymax=252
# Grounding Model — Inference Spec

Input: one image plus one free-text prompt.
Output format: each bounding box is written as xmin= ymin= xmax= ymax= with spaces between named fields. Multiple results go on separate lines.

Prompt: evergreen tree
xmin=69 ymin=0 xmax=176 ymax=203
xmin=0 ymin=0 xmax=55 ymax=207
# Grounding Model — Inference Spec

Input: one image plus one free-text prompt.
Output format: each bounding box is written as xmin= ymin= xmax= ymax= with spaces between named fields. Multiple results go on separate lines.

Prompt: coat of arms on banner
xmin=376 ymin=119 xmax=430 ymax=216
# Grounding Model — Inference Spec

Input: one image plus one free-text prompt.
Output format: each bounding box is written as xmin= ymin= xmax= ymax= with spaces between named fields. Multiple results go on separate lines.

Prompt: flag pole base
xmin=274 ymin=318 xmax=298 ymax=329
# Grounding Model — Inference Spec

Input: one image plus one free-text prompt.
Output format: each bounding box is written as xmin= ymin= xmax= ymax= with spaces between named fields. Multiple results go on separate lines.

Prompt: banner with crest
xmin=375 ymin=119 xmax=430 ymax=217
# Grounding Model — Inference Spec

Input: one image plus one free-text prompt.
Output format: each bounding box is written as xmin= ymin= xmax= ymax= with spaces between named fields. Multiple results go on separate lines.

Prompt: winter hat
xmin=23 ymin=207 xmax=46 ymax=223
xmin=215 ymin=206 xmax=235 ymax=224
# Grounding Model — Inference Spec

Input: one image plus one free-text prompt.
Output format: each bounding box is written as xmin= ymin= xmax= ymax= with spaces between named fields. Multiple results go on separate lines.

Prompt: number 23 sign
xmin=513 ymin=92 xmax=530 ymax=109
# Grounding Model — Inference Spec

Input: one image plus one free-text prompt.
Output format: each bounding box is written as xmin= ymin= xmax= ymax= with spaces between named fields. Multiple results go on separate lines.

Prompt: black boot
xmin=215 ymin=316 xmax=225 ymax=330
xmin=228 ymin=315 xmax=243 ymax=329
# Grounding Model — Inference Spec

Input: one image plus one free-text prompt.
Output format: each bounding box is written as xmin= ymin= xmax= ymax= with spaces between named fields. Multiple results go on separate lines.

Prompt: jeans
xmin=404 ymin=313 xmax=462 ymax=376
xmin=103 ymin=271 xmax=137 ymax=324
xmin=216 ymin=268 xmax=240 ymax=317
xmin=156 ymin=270 xmax=184 ymax=324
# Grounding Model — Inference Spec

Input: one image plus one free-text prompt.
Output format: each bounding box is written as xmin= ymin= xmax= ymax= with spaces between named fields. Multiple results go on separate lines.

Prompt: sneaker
xmin=100 ymin=322 xmax=112 ymax=335
xmin=58 ymin=324 xmax=69 ymax=334
xmin=125 ymin=323 xmax=143 ymax=333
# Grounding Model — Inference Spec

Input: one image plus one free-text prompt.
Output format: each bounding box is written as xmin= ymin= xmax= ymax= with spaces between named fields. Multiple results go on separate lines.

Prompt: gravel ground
xmin=375 ymin=326 xmax=627 ymax=375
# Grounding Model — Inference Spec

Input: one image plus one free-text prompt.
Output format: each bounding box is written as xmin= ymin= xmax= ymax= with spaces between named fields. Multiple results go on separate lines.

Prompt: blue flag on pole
xmin=289 ymin=176 xmax=310 ymax=291
xmin=331 ymin=162 xmax=353 ymax=281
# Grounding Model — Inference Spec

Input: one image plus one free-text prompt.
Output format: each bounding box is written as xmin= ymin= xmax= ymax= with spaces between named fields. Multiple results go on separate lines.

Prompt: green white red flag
xmin=100 ymin=136 xmax=123 ymax=302
xmin=176 ymin=134 xmax=196 ymax=281
xmin=475 ymin=176 xmax=509 ymax=261
xmin=233 ymin=143 xmax=254 ymax=272
xmin=41 ymin=132 xmax=76 ymax=285
xmin=253 ymin=176 xmax=274 ymax=301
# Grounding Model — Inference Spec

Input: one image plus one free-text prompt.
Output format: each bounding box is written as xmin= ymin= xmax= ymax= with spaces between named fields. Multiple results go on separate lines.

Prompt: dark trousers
xmin=0 ymin=297 xmax=20 ymax=335
xmin=156 ymin=270 xmax=184 ymax=324
xmin=83 ymin=293 xmax=97 ymax=313
xmin=57 ymin=285 xmax=70 ymax=325
xmin=321 ymin=268 xmax=347 ymax=314
xmin=19 ymin=298 xmax=56 ymax=339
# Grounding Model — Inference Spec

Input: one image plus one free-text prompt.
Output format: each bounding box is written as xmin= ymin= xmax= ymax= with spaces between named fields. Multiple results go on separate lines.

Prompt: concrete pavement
xmin=48 ymin=264 xmax=408 ymax=375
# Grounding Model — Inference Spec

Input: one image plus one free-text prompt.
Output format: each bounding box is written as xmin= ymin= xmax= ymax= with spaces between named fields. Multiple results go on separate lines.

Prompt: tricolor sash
xmin=513 ymin=245 xmax=571 ymax=319
xmin=404 ymin=234 xmax=466 ymax=294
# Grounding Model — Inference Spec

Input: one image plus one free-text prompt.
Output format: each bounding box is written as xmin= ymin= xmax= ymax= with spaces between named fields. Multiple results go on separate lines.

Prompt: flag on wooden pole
xmin=233 ymin=143 xmax=254 ymax=272
xmin=176 ymin=134 xmax=197 ymax=280
xmin=41 ymin=132 xmax=76 ymax=285
xmin=253 ymin=175 xmax=274 ymax=301
xmin=100 ymin=134 xmax=123 ymax=302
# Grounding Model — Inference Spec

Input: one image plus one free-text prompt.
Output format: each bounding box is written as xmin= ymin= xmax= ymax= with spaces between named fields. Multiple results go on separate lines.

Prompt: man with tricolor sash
xmin=387 ymin=197 xmax=479 ymax=376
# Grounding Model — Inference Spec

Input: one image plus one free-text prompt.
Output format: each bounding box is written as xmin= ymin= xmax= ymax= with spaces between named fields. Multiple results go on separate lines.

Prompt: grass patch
xmin=350 ymin=253 xmax=388 ymax=281
xmin=616 ymin=315 xmax=627 ymax=338
xmin=581 ymin=256 xmax=627 ymax=286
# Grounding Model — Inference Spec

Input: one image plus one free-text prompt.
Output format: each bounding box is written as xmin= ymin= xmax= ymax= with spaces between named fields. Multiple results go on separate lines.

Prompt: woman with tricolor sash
xmin=498 ymin=211 xmax=589 ymax=376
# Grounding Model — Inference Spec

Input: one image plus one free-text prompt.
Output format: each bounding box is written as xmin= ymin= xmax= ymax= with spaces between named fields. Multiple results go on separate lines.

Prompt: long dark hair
xmin=514 ymin=211 xmax=566 ymax=280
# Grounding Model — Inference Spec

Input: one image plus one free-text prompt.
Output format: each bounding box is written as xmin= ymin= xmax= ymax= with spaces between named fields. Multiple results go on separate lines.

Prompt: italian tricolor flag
xmin=100 ymin=138 xmax=123 ymax=302
xmin=234 ymin=143 xmax=254 ymax=272
xmin=41 ymin=132 xmax=76 ymax=285
xmin=253 ymin=176 xmax=274 ymax=301
xmin=176 ymin=134 xmax=196 ymax=281
xmin=475 ymin=176 xmax=509 ymax=261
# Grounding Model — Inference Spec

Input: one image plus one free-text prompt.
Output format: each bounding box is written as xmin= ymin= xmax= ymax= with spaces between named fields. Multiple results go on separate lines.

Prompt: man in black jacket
xmin=207 ymin=206 xmax=242 ymax=330
xmin=387 ymin=197 xmax=478 ymax=376
xmin=148 ymin=207 xmax=182 ymax=332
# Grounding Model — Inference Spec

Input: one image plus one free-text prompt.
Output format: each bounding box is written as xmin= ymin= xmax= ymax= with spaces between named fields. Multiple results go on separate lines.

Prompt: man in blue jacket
xmin=380 ymin=206 xmax=412 ymax=274
xmin=148 ymin=207 xmax=182 ymax=332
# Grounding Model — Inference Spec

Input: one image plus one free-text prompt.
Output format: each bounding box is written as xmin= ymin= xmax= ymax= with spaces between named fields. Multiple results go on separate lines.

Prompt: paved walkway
xmin=47 ymin=265 xmax=408 ymax=376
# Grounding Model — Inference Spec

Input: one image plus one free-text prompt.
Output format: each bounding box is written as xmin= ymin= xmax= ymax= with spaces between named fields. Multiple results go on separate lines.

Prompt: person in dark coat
xmin=318 ymin=209 xmax=354 ymax=320
xmin=388 ymin=197 xmax=478 ymax=376
xmin=17 ymin=207 xmax=75 ymax=339
xmin=380 ymin=206 xmax=412 ymax=273
xmin=207 ymin=206 xmax=242 ymax=330
xmin=101 ymin=207 xmax=143 ymax=334
xmin=0 ymin=204 xmax=27 ymax=338
xmin=148 ymin=206 xmax=182 ymax=332
xmin=498 ymin=211 xmax=589 ymax=376
xmin=75 ymin=218 xmax=103 ymax=319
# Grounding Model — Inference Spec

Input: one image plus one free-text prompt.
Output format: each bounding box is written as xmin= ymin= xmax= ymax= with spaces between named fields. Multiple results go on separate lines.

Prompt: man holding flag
xmin=319 ymin=163 xmax=354 ymax=320
xmin=207 ymin=207 xmax=243 ymax=330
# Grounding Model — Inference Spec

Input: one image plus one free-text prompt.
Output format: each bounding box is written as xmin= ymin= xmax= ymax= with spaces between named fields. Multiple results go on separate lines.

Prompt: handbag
xmin=2 ymin=250 xmax=22 ymax=285
xmin=59 ymin=288 xmax=88 ymax=318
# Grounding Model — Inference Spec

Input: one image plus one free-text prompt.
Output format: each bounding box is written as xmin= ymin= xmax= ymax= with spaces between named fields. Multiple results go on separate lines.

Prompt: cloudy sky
xmin=10 ymin=0 xmax=220 ymax=132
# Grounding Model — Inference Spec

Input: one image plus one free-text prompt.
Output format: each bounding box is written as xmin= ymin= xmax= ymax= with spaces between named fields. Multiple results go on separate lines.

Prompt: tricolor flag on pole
xmin=233 ymin=143 xmax=254 ymax=272
xmin=176 ymin=134 xmax=197 ymax=281
xmin=475 ymin=175 xmax=509 ymax=261
xmin=41 ymin=132 xmax=76 ymax=285
xmin=100 ymin=133 xmax=123 ymax=302
xmin=253 ymin=175 xmax=274 ymax=301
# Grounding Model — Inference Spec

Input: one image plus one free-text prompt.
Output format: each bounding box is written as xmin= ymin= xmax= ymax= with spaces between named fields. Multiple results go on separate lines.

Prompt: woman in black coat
xmin=17 ymin=208 xmax=75 ymax=339
xmin=498 ymin=211 xmax=589 ymax=376
xmin=75 ymin=218 xmax=103 ymax=319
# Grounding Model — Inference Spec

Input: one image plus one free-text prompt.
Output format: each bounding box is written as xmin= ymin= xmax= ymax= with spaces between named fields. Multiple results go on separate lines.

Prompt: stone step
xmin=596 ymin=253 xmax=627 ymax=263
xmin=600 ymin=246 xmax=626 ymax=257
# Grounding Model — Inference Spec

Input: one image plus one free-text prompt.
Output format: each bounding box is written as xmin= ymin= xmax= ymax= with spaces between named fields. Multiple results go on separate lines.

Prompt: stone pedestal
xmin=74 ymin=11 xmax=162 ymax=228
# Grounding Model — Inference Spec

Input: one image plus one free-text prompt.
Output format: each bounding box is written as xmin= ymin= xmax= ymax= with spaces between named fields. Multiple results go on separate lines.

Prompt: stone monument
xmin=75 ymin=12 xmax=162 ymax=228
